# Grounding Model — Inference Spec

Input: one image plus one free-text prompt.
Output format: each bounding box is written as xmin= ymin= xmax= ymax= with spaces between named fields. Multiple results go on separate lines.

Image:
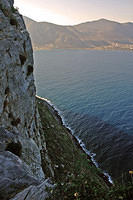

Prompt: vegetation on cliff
xmin=37 ymin=97 xmax=133 ymax=200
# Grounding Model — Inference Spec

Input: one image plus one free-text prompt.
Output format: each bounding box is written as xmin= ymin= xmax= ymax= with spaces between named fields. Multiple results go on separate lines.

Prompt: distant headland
xmin=24 ymin=17 xmax=133 ymax=51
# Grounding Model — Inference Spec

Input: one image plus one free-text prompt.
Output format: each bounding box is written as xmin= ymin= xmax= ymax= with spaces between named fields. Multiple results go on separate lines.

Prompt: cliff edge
xmin=0 ymin=0 xmax=53 ymax=199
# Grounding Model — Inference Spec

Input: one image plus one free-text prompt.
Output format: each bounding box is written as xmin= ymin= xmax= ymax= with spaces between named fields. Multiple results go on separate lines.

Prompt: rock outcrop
xmin=0 ymin=0 xmax=53 ymax=199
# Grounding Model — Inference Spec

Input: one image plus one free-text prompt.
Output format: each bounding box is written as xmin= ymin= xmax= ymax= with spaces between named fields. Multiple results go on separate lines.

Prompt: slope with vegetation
xmin=37 ymin=97 xmax=133 ymax=200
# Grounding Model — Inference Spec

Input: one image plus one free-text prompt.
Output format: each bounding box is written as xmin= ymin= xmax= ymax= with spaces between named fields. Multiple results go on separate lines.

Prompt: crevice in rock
xmin=10 ymin=17 xmax=18 ymax=27
xmin=3 ymin=99 xmax=8 ymax=109
xmin=27 ymin=65 xmax=33 ymax=76
xmin=6 ymin=141 xmax=22 ymax=157
xmin=19 ymin=54 xmax=27 ymax=65
xmin=6 ymin=49 xmax=11 ymax=58
xmin=5 ymin=87 xmax=10 ymax=95
xmin=8 ymin=112 xmax=13 ymax=119
xmin=11 ymin=118 xmax=21 ymax=126
xmin=23 ymin=41 xmax=26 ymax=53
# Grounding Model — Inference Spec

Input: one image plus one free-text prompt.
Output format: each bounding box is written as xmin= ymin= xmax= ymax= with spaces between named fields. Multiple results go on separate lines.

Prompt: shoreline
xmin=34 ymin=48 xmax=133 ymax=52
xmin=36 ymin=95 xmax=113 ymax=186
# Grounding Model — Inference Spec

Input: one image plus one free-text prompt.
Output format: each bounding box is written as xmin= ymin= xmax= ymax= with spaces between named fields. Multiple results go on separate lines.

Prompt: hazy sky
xmin=14 ymin=0 xmax=133 ymax=25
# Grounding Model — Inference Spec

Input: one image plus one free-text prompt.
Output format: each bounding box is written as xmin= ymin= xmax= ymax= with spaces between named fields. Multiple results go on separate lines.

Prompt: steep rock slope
xmin=0 ymin=0 xmax=53 ymax=199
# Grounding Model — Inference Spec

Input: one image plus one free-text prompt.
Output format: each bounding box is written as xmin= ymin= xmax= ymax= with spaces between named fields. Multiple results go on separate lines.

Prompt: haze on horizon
xmin=14 ymin=0 xmax=133 ymax=25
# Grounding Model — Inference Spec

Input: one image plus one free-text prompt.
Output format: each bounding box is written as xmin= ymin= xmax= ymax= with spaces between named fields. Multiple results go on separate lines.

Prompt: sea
xmin=34 ymin=49 xmax=133 ymax=181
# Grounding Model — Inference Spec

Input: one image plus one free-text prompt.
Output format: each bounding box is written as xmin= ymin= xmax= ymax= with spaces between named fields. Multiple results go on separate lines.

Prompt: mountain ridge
xmin=24 ymin=16 xmax=133 ymax=26
xmin=24 ymin=16 xmax=133 ymax=50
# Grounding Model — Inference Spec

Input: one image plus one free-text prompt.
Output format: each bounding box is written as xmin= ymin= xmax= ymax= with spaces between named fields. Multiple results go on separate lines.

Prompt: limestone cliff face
xmin=0 ymin=0 xmax=53 ymax=199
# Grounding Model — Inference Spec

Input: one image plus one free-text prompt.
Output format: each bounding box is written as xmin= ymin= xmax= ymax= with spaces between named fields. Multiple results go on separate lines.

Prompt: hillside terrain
xmin=37 ymin=97 xmax=133 ymax=200
xmin=24 ymin=17 xmax=133 ymax=50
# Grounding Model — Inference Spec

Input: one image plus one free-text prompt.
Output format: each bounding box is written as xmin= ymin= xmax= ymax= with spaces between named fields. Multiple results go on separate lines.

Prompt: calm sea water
xmin=34 ymin=50 xmax=133 ymax=180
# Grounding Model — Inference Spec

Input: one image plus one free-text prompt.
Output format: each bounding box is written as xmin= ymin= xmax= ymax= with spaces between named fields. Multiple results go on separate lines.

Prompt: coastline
xmin=36 ymin=95 xmax=113 ymax=186
xmin=33 ymin=47 xmax=133 ymax=52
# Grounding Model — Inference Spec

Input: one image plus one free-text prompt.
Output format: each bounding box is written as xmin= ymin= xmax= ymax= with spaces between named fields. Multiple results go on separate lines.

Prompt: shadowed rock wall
xmin=0 ymin=0 xmax=53 ymax=199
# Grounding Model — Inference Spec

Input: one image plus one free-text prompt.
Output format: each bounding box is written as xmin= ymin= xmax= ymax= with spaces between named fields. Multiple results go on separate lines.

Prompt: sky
xmin=14 ymin=0 xmax=133 ymax=25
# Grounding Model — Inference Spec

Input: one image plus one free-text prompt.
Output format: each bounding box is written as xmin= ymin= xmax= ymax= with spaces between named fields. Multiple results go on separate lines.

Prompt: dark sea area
xmin=34 ymin=49 xmax=133 ymax=181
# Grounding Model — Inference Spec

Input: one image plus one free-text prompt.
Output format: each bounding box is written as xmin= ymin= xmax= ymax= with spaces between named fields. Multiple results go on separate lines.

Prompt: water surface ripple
xmin=34 ymin=50 xmax=133 ymax=180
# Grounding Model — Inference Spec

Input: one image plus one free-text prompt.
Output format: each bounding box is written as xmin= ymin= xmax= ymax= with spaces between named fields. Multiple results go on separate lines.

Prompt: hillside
xmin=24 ymin=17 xmax=133 ymax=50
xmin=37 ymin=97 xmax=133 ymax=200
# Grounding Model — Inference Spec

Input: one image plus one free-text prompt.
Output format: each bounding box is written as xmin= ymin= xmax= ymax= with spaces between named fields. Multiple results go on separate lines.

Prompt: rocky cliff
xmin=1 ymin=1 xmax=133 ymax=200
xmin=0 ymin=0 xmax=53 ymax=199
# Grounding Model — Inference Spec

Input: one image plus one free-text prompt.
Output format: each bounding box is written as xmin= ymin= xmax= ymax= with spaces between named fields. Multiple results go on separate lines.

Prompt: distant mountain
xmin=24 ymin=16 xmax=133 ymax=50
